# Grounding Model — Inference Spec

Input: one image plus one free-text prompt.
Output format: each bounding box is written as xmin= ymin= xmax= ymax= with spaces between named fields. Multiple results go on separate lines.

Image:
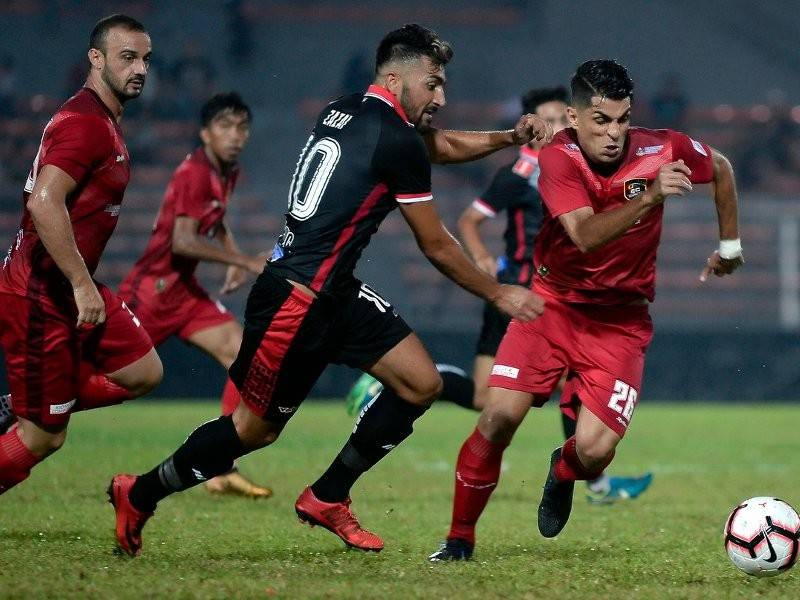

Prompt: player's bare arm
xmin=457 ymin=205 xmax=496 ymax=276
xmin=172 ymin=216 xmax=265 ymax=274
xmin=399 ymin=201 xmax=543 ymax=321
xmin=700 ymin=148 xmax=743 ymax=282
xmin=215 ymin=220 xmax=265 ymax=293
xmin=423 ymin=114 xmax=553 ymax=165
xmin=559 ymin=160 xmax=693 ymax=253
xmin=26 ymin=164 xmax=105 ymax=326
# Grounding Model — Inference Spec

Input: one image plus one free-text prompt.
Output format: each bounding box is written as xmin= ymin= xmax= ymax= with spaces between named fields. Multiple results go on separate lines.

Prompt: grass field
xmin=0 ymin=400 xmax=798 ymax=599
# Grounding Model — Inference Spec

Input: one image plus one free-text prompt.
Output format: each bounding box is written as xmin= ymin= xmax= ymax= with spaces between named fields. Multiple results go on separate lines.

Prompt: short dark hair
xmin=89 ymin=14 xmax=146 ymax=52
xmin=521 ymin=86 xmax=568 ymax=115
xmin=570 ymin=59 xmax=634 ymax=107
xmin=201 ymin=92 xmax=251 ymax=127
xmin=375 ymin=24 xmax=453 ymax=73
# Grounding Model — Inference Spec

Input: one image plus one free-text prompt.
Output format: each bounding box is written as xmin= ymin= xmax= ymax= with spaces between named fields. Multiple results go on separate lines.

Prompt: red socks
xmin=76 ymin=374 xmax=134 ymax=412
xmin=448 ymin=428 xmax=508 ymax=545
xmin=0 ymin=428 xmax=40 ymax=495
xmin=554 ymin=435 xmax=615 ymax=482
xmin=220 ymin=379 xmax=241 ymax=416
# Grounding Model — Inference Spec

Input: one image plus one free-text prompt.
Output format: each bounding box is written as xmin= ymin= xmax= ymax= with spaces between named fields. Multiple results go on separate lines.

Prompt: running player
xmin=119 ymin=92 xmax=271 ymax=498
xmin=0 ymin=15 xmax=162 ymax=496
xmin=430 ymin=59 xmax=743 ymax=560
xmin=109 ymin=24 xmax=551 ymax=557
xmin=347 ymin=87 xmax=653 ymax=504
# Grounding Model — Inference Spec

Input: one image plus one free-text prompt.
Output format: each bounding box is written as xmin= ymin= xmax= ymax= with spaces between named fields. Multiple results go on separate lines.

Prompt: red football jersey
xmin=534 ymin=127 xmax=713 ymax=304
xmin=0 ymin=88 xmax=129 ymax=302
xmin=121 ymin=147 xmax=238 ymax=292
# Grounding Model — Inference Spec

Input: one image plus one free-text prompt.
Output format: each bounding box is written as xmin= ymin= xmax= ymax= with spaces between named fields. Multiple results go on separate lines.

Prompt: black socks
xmin=130 ymin=415 xmax=247 ymax=512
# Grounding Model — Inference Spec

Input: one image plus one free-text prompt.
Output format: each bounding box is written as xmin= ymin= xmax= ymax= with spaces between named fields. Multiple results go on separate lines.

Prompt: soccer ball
xmin=724 ymin=496 xmax=800 ymax=577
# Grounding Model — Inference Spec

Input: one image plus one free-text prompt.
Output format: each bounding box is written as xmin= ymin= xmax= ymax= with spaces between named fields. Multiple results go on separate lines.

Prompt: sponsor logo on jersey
xmin=49 ymin=399 xmax=76 ymax=415
xmin=624 ymin=178 xmax=647 ymax=200
xmin=277 ymin=406 xmax=296 ymax=414
xmin=690 ymin=139 xmax=708 ymax=156
xmin=104 ymin=204 xmax=122 ymax=217
xmin=565 ymin=143 xmax=580 ymax=151
xmin=116 ymin=154 xmax=126 ymax=163
xmin=491 ymin=364 xmax=519 ymax=379
xmin=635 ymin=144 xmax=664 ymax=156
xmin=211 ymin=198 xmax=222 ymax=209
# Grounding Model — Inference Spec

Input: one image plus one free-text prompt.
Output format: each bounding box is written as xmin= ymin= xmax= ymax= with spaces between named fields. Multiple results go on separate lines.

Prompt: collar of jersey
xmin=364 ymin=84 xmax=412 ymax=126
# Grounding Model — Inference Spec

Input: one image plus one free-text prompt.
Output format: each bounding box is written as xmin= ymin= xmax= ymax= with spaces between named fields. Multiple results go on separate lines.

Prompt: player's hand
xmin=643 ymin=160 xmax=693 ymax=206
xmin=511 ymin=114 xmax=553 ymax=146
xmin=73 ymin=280 xmax=106 ymax=327
xmin=475 ymin=255 xmax=498 ymax=278
xmin=699 ymin=250 xmax=743 ymax=282
xmin=245 ymin=253 xmax=268 ymax=275
xmin=220 ymin=265 xmax=249 ymax=294
xmin=492 ymin=284 xmax=544 ymax=322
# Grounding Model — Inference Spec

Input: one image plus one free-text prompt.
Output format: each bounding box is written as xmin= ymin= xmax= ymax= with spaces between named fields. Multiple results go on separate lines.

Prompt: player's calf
xmin=0 ymin=425 xmax=49 ymax=495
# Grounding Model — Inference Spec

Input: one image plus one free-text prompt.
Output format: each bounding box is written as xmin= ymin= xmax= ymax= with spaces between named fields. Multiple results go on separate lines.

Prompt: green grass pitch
xmin=1 ymin=400 xmax=798 ymax=599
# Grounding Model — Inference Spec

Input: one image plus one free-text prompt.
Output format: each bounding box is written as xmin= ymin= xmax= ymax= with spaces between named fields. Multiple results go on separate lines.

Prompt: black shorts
xmin=475 ymin=264 xmax=532 ymax=357
xmin=475 ymin=301 xmax=511 ymax=357
xmin=229 ymin=270 xmax=411 ymax=423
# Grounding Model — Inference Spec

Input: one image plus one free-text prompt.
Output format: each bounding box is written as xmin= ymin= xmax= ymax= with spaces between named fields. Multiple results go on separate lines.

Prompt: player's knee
xmin=575 ymin=437 xmax=617 ymax=472
xmin=478 ymin=404 xmax=524 ymax=444
xmin=132 ymin=359 xmax=163 ymax=397
xmin=20 ymin=427 xmax=67 ymax=458
xmin=232 ymin=405 xmax=283 ymax=449
xmin=397 ymin=371 xmax=442 ymax=407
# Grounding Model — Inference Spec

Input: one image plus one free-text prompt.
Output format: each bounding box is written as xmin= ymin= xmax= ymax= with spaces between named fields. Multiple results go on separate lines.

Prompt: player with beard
xmin=0 ymin=15 xmax=162 ymax=497
xmin=119 ymin=92 xmax=272 ymax=498
xmin=348 ymin=86 xmax=653 ymax=506
xmin=430 ymin=59 xmax=742 ymax=560
xmin=109 ymin=24 xmax=551 ymax=557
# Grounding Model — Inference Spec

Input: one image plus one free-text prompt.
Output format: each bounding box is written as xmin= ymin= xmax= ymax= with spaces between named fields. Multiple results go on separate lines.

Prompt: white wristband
xmin=719 ymin=238 xmax=743 ymax=259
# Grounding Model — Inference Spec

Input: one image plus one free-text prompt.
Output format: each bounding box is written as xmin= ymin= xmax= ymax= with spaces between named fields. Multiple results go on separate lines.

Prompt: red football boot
xmin=108 ymin=474 xmax=153 ymax=557
xmin=295 ymin=486 xmax=384 ymax=552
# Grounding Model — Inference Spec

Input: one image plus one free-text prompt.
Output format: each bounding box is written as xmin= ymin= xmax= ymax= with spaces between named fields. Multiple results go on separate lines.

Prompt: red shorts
xmin=0 ymin=284 xmax=153 ymax=427
xmin=119 ymin=277 xmax=235 ymax=347
xmin=488 ymin=299 xmax=653 ymax=437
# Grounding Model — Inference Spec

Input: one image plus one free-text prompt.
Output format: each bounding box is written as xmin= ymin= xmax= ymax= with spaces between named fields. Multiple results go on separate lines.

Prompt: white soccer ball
xmin=724 ymin=496 xmax=800 ymax=577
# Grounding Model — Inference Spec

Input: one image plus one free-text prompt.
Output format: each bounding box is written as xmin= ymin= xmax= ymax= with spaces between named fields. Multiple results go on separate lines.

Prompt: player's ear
xmin=87 ymin=48 xmax=104 ymax=71
xmin=383 ymin=71 xmax=403 ymax=98
xmin=566 ymin=106 xmax=579 ymax=129
xmin=199 ymin=127 xmax=211 ymax=145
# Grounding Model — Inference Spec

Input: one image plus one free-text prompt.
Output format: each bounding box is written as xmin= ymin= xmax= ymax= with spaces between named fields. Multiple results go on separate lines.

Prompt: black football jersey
xmin=268 ymin=84 xmax=432 ymax=294
xmin=471 ymin=146 xmax=543 ymax=286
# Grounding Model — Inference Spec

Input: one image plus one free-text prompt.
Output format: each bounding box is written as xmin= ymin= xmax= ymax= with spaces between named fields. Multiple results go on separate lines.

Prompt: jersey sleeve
xmin=670 ymin=131 xmax=714 ymax=184
xmin=172 ymin=165 xmax=211 ymax=220
xmin=537 ymin=147 xmax=592 ymax=217
xmin=472 ymin=167 xmax=528 ymax=218
xmin=40 ymin=115 xmax=112 ymax=183
xmin=373 ymin=123 xmax=432 ymax=204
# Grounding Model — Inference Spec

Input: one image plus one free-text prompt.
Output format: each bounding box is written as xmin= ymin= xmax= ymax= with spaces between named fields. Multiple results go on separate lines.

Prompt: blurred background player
xmin=0 ymin=15 xmax=162 ymax=495
xmin=347 ymin=86 xmax=652 ymax=504
xmin=108 ymin=24 xmax=551 ymax=557
xmin=118 ymin=92 xmax=271 ymax=498
xmin=430 ymin=59 xmax=743 ymax=561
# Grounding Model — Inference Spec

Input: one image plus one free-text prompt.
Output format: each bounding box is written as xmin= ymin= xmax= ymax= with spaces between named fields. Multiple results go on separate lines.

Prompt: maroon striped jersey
xmin=0 ymin=88 xmax=130 ymax=304
xmin=470 ymin=145 xmax=543 ymax=286
xmin=535 ymin=127 xmax=714 ymax=305
xmin=267 ymin=84 xmax=432 ymax=295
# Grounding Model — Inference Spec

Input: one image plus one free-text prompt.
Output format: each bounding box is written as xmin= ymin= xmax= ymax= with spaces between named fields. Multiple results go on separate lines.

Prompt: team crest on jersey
xmin=624 ymin=178 xmax=647 ymax=200
xmin=211 ymin=198 xmax=221 ymax=209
